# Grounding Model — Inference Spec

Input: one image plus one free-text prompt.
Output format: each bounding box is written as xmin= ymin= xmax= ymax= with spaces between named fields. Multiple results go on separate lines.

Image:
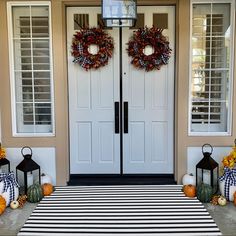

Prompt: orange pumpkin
xmin=42 ymin=183 xmax=54 ymax=196
xmin=183 ymin=184 xmax=196 ymax=198
xmin=0 ymin=196 xmax=6 ymax=215
xmin=234 ymin=191 xmax=236 ymax=206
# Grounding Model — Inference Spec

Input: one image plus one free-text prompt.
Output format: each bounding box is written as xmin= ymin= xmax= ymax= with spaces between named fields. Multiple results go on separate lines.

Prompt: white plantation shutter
xmin=8 ymin=3 xmax=54 ymax=135
xmin=190 ymin=2 xmax=234 ymax=134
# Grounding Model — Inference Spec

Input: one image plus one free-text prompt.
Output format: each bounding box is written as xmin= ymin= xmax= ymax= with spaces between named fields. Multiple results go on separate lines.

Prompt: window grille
xmin=8 ymin=3 xmax=54 ymax=135
xmin=190 ymin=2 xmax=234 ymax=134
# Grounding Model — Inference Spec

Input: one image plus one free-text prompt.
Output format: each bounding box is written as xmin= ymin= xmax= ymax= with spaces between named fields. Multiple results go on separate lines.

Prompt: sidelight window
xmin=189 ymin=1 xmax=234 ymax=135
xmin=7 ymin=2 xmax=54 ymax=136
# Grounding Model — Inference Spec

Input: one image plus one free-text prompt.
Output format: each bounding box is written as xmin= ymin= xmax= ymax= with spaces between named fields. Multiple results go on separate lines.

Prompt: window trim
xmin=7 ymin=1 xmax=55 ymax=137
xmin=188 ymin=0 xmax=235 ymax=136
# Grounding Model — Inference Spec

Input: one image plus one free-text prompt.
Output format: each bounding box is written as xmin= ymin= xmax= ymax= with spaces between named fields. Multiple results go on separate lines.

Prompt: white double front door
xmin=67 ymin=6 xmax=175 ymax=174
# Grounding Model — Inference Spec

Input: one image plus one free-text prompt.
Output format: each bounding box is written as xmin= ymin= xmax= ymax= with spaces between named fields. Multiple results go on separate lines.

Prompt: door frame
xmin=65 ymin=3 xmax=177 ymax=183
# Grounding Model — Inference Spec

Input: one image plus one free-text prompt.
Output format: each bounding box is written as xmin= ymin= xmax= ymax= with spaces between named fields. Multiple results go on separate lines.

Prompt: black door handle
xmin=114 ymin=102 xmax=119 ymax=133
xmin=124 ymin=102 xmax=128 ymax=133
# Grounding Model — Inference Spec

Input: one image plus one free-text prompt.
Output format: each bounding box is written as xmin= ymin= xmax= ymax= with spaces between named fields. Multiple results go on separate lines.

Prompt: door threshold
xmin=68 ymin=174 xmax=176 ymax=186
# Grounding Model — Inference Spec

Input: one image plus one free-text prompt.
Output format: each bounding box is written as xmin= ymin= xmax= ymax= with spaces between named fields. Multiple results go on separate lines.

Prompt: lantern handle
xmin=21 ymin=146 xmax=32 ymax=157
xmin=202 ymin=143 xmax=213 ymax=155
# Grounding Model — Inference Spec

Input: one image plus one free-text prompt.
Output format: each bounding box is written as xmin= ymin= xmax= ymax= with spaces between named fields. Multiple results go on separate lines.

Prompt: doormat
xmin=18 ymin=185 xmax=221 ymax=236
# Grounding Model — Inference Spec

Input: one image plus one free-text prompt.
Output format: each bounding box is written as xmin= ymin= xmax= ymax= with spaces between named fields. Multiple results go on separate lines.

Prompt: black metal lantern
xmin=102 ymin=0 xmax=137 ymax=27
xmin=0 ymin=158 xmax=10 ymax=174
xmin=196 ymin=144 xmax=219 ymax=194
xmin=0 ymin=143 xmax=10 ymax=173
xmin=16 ymin=146 xmax=41 ymax=194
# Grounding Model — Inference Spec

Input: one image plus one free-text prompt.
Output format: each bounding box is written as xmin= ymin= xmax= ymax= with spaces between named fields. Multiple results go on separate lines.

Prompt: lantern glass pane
xmin=17 ymin=169 xmax=40 ymax=194
xmin=0 ymin=165 xmax=9 ymax=174
xmin=213 ymin=168 xmax=218 ymax=193
xmin=16 ymin=170 xmax=25 ymax=191
xmin=197 ymin=168 xmax=203 ymax=185
xmin=203 ymin=169 xmax=211 ymax=185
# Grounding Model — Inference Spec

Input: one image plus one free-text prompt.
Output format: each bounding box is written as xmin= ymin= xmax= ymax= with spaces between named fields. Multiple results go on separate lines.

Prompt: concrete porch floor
xmin=0 ymin=202 xmax=236 ymax=235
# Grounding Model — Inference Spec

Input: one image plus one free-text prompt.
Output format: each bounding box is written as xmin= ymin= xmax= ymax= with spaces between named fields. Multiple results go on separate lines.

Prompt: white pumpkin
xmin=1 ymin=186 xmax=19 ymax=206
xmin=182 ymin=173 xmax=196 ymax=186
xmin=10 ymin=200 xmax=19 ymax=209
xmin=219 ymin=180 xmax=236 ymax=201
xmin=41 ymin=173 xmax=52 ymax=184
xmin=218 ymin=195 xmax=227 ymax=206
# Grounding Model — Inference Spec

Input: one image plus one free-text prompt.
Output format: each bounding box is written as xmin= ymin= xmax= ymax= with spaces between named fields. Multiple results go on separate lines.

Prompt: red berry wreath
xmin=127 ymin=26 xmax=171 ymax=71
xmin=71 ymin=28 xmax=114 ymax=71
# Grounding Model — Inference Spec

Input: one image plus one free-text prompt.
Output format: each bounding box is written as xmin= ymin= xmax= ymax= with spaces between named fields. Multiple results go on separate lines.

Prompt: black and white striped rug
xmin=18 ymin=185 xmax=221 ymax=236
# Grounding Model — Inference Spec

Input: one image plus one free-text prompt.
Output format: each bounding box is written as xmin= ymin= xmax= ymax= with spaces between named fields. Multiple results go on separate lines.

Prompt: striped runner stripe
xmin=18 ymin=185 xmax=221 ymax=236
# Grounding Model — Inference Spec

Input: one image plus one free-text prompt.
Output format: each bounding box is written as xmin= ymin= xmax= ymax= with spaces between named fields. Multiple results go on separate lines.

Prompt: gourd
xmin=27 ymin=183 xmax=43 ymax=203
xmin=0 ymin=196 xmax=6 ymax=215
xmin=197 ymin=183 xmax=213 ymax=203
xmin=218 ymin=195 xmax=227 ymax=206
xmin=183 ymin=184 xmax=196 ymax=198
xmin=10 ymin=200 xmax=19 ymax=209
xmin=40 ymin=173 xmax=52 ymax=185
xmin=42 ymin=183 xmax=54 ymax=196
xmin=182 ymin=173 xmax=196 ymax=186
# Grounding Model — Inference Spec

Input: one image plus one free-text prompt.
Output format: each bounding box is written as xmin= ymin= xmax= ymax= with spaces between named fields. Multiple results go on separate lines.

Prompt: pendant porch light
xmin=102 ymin=0 xmax=137 ymax=27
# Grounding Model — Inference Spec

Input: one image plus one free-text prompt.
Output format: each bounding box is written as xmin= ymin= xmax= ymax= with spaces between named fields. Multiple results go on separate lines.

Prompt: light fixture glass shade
xmin=102 ymin=0 xmax=137 ymax=27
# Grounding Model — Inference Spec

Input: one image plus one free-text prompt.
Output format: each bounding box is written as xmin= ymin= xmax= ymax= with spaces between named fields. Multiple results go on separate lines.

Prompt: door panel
xmin=67 ymin=7 xmax=120 ymax=174
xmin=67 ymin=6 xmax=175 ymax=175
xmin=122 ymin=6 xmax=175 ymax=173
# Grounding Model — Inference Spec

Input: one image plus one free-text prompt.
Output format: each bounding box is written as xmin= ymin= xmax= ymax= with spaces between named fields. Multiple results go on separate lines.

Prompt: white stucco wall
xmin=187 ymin=146 xmax=232 ymax=178
xmin=4 ymin=147 xmax=56 ymax=185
